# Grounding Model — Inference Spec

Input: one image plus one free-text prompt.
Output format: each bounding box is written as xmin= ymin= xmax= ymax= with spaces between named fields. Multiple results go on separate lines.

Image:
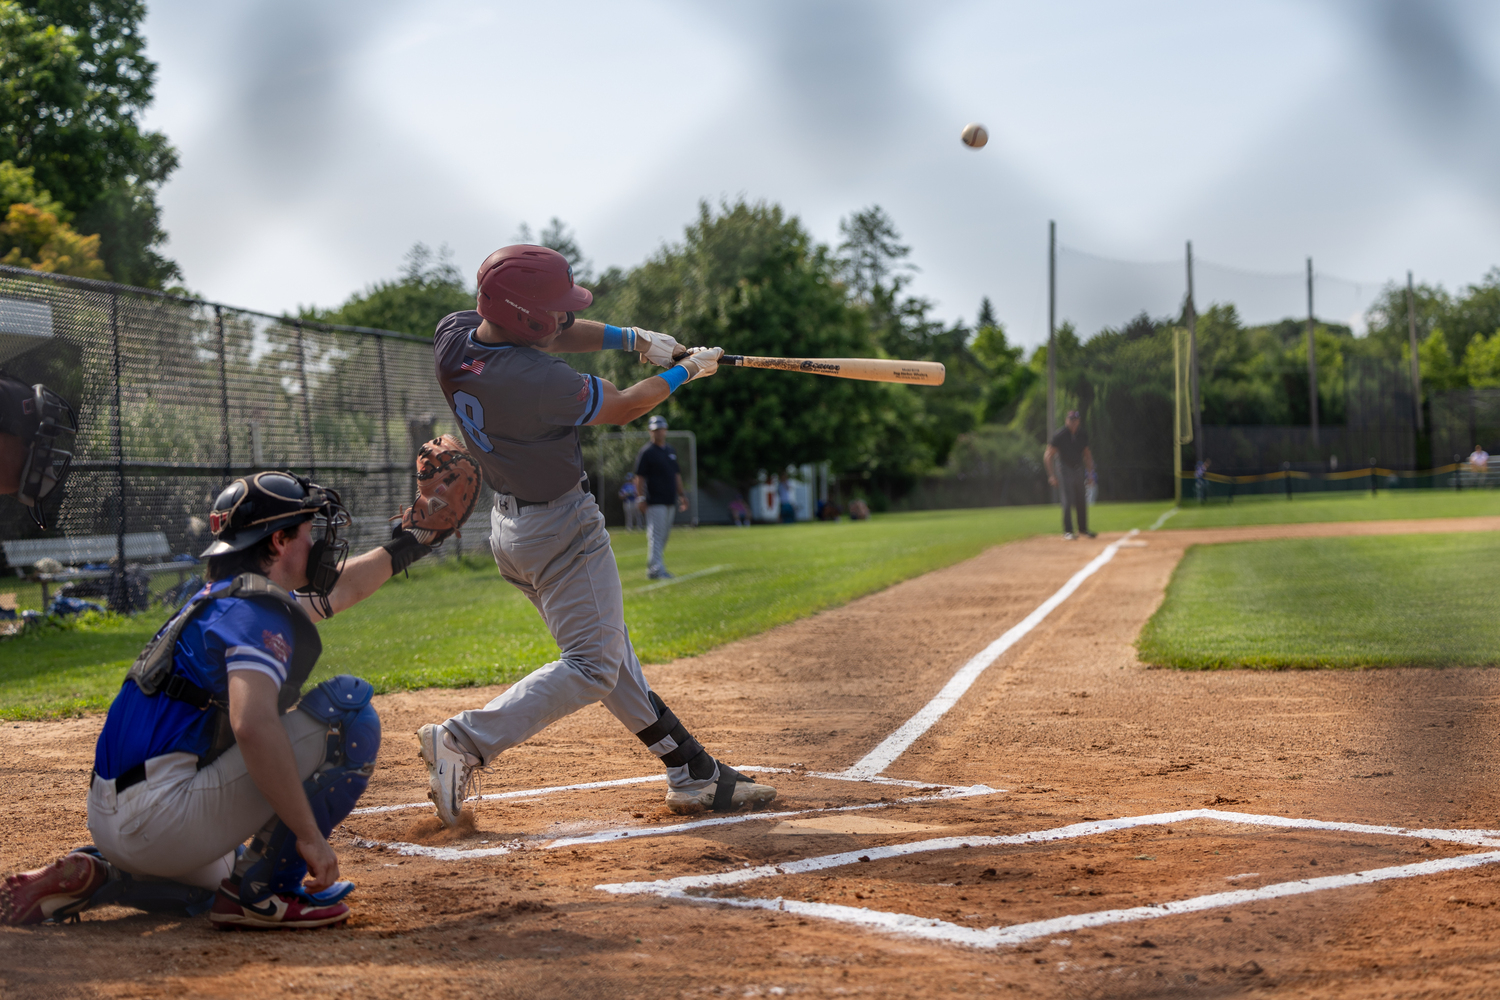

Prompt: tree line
xmin=308 ymin=201 xmax=1500 ymax=503
xmin=0 ymin=1 xmax=177 ymax=287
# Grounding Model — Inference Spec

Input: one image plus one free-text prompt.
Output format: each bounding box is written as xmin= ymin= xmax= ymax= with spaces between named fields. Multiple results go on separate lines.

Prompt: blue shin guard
xmin=235 ymin=675 xmax=381 ymax=904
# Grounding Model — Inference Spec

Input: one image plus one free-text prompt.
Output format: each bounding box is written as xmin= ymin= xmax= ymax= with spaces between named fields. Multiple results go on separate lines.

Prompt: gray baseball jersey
xmin=433 ymin=311 xmax=603 ymax=502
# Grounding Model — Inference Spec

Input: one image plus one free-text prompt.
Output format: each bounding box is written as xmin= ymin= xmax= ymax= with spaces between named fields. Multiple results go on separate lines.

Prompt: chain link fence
xmin=0 ymin=264 xmax=496 ymax=607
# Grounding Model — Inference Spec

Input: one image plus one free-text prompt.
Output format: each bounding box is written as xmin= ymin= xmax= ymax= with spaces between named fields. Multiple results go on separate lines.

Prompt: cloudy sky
xmin=140 ymin=0 xmax=1500 ymax=345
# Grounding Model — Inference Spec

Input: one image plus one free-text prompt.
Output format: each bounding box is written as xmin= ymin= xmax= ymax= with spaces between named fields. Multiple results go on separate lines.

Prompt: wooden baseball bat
xmin=716 ymin=355 xmax=946 ymax=386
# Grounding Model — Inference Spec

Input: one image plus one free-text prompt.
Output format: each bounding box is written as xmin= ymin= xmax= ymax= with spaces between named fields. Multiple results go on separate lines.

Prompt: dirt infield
xmin=5 ymin=519 xmax=1500 ymax=998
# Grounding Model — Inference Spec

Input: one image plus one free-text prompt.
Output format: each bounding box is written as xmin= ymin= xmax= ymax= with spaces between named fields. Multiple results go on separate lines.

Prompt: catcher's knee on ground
xmin=231 ymin=675 xmax=380 ymax=904
xmin=633 ymin=692 xmax=776 ymax=814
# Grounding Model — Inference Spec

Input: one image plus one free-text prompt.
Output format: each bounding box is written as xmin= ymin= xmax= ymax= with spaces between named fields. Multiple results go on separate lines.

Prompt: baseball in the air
xmin=961 ymin=122 xmax=988 ymax=149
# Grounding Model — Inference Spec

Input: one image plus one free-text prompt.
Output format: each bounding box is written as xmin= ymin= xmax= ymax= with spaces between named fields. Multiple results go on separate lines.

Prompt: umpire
xmin=633 ymin=414 xmax=688 ymax=580
xmin=1044 ymin=409 xmax=1096 ymax=539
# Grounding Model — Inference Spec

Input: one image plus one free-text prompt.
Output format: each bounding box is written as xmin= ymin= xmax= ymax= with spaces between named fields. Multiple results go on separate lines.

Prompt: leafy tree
xmin=0 ymin=1 xmax=178 ymax=286
xmin=1419 ymin=328 xmax=1464 ymax=393
xmin=607 ymin=198 xmax=926 ymax=486
xmin=0 ymin=200 xmax=105 ymax=276
xmin=0 ymin=159 xmax=61 ymax=215
xmin=971 ymin=313 xmax=1028 ymax=422
xmin=836 ymin=204 xmax=915 ymax=302
xmin=302 ymin=243 xmax=474 ymax=337
xmin=1462 ymin=331 xmax=1500 ymax=388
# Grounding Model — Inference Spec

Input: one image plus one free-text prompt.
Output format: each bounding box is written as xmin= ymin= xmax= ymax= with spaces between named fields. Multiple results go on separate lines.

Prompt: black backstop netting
xmin=0 ymin=264 xmax=494 ymax=582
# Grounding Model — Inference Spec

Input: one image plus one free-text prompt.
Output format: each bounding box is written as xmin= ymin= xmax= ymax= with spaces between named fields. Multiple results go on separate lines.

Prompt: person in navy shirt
xmin=2 ymin=471 xmax=436 ymax=929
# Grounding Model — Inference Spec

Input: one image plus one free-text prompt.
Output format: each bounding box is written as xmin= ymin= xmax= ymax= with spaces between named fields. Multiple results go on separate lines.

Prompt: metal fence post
xmin=294 ymin=319 xmax=316 ymax=477
xmin=1370 ymin=458 xmax=1377 ymax=496
xmin=111 ymin=292 xmax=126 ymax=610
xmin=376 ymin=337 xmax=393 ymax=511
xmin=215 ymin=305 xmax=231 ymax=484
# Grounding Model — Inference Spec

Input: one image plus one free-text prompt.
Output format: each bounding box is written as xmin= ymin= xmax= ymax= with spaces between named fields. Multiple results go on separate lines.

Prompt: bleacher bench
xmin=2 ymin=531 xmax=198 ymax=607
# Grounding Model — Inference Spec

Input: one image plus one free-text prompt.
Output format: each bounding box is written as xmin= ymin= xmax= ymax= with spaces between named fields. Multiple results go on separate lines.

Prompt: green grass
xmin=1165 ymin=488 xmax=1500 ymax=530
xmin=1138 ymin=531 xmax=1500 ymax=669
xmin=0 ymin=502 xmax=1170 ymax=719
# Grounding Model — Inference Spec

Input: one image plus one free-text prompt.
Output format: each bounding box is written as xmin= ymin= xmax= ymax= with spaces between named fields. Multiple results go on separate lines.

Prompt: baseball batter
xmin=417 ymin=245 xmax=776 ymax=825
xmin=0 ymin=471 xmax=446 ymax=929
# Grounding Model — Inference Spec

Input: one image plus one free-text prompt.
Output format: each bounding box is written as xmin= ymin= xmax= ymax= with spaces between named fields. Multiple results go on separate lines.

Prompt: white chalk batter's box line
xmin=596 ymin=809 xmax=1500 ymax=950
xmin=351 ymin=783 xmax=1005 ymax=860
xmin=349 ymin=768 xmax=968 ymax=818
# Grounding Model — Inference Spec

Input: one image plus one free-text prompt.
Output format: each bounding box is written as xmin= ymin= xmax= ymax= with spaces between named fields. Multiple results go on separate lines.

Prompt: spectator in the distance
xmin=1044 ymin=409 xmax=1096 ymax=539
xmin=1469 ymin=445 xmax=1489 ymax=476
xmin=633 ymin=415 xmax=688 ymax=580
xmin=777 ymin=473 xmax=797 ymax=524
xmin=1194 ymin=458 xmax=1211 ymax=504
xmin=847 ymin=498 xmax=870 ymax=521
xmin=617 ymin=478 xmax=643 ymax=532
xmin=727 ymin=494 xmax=750 ymax=527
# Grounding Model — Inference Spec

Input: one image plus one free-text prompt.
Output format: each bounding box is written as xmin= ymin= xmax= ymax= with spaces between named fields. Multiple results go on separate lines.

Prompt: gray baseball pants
xmin=86 ymin=710 xmax=330 ymax=889
xmin=645 ymin=503 xmax=674 ymax=577
xmin=443 ymin=487 xmax=710 ymax=791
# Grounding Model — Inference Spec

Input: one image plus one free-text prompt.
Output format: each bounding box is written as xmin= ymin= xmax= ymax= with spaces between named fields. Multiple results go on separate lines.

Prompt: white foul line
xmin=1148 ymin=507 xmax=1179 ymax=531
xmin=837 ymin=529 xmax=1140 ymax=779
xmin=628 ymin=564 xmax=732 ymax=594
xmin=596 ymin=808 xmax=1500 ymax=949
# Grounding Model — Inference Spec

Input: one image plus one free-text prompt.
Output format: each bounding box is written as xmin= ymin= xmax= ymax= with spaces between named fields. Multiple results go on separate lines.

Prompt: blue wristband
xmin=657 ymin=364 xmax=690 ymax=393
xmin=602 ymin=325 xmax=637 ymax=352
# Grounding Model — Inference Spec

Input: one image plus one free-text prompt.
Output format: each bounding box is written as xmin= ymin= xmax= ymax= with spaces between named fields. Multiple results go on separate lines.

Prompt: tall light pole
xmin=1407 ymin=270 xmax=1423 ymax=433
xmin=1306 ymin=257 xmax=1318 ymax=449
xmin=1047 ymin=220 xmax=1056 ymax=446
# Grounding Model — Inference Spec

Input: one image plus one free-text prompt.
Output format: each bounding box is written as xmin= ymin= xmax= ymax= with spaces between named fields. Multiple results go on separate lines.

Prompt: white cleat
xmin=416 ymin=723 xmax=481 ymax=827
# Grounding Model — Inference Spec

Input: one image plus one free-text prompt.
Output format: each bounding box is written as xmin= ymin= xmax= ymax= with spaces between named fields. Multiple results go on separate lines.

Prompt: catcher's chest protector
xmin=126 ymin=574 xmax=323 ymax=761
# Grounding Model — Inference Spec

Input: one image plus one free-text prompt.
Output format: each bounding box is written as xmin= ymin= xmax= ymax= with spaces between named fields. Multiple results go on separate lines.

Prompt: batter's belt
xmin=493 ymin=479 xmax=586 ymax=517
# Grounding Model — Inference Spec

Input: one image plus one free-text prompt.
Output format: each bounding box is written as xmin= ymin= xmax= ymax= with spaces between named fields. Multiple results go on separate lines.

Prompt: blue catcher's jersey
xmin=93 ymin=580 xmax=300 ymax=779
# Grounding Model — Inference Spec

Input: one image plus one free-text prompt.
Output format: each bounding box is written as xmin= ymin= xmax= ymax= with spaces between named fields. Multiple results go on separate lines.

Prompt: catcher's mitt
xmin=399 ymin=434 xmax=482 ymax=546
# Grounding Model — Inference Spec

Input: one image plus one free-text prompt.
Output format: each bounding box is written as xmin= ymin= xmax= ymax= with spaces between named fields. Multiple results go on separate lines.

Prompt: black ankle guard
xmin=635 ymin=692 xmax=715 ymax=780
xmin=713 ymin=764 xmax=753 ymax=813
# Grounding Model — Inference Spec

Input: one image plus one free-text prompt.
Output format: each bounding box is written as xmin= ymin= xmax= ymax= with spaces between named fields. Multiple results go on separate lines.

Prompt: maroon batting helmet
xmin=475 ymin=245 xmax=593 ymax=341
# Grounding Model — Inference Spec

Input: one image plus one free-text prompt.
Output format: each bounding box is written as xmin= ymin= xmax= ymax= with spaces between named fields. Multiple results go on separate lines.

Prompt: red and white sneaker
xmin=209 ymin=880 xmax=350 ymax=931
xmin=0 ymin=852 xmax=110 ymax=925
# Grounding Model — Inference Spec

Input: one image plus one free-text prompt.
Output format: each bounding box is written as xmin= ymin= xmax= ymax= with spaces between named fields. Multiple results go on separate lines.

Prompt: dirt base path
xmin=5 ymin=518 xmax=1500 ymax=998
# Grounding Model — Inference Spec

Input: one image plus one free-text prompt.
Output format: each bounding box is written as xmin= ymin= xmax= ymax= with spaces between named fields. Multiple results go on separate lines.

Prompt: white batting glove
xmin=631 ymin=328 xmax=685 ymax=367
xmin=677 ymin=347 xmax=723 ymax=383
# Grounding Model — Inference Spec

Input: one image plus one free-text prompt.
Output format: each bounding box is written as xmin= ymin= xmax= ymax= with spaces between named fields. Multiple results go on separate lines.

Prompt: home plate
xmin=770 ymin=815 xmax=949 ymax=836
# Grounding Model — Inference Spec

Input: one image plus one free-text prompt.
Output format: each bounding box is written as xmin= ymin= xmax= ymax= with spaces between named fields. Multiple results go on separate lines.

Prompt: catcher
xmin=0 ymin=460 xmax=477 ymax=929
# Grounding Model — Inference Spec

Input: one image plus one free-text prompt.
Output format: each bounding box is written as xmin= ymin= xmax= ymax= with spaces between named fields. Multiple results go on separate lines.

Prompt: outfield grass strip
xmin=1139 ymin=531 xmax=1500 ymax=670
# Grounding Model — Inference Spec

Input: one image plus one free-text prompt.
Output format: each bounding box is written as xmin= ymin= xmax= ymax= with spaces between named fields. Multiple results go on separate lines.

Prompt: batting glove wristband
xmin=383 ymin=527 xmax=432 ymax=575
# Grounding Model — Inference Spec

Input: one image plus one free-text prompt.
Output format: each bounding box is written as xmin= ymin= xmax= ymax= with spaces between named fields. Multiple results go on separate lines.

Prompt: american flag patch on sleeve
xmin=460 ymin=357 xmax=485 ymax=374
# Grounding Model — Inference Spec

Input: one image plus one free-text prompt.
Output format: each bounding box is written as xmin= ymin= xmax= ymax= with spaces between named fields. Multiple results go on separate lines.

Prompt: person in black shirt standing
xmin=634 ymin=415 xmax=688 ymax=579
xmin=1044 ymin=409 xmax=1096 ymax=539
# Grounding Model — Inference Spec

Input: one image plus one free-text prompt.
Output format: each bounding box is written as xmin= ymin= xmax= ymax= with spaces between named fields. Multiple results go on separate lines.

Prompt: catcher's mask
xmin=475 ymin=245 xmax=592 ymax=341
xmin=0 ymin=371 xmax=77 ymax=529
xmin=202 ymin=471 xmax=350 ymax=617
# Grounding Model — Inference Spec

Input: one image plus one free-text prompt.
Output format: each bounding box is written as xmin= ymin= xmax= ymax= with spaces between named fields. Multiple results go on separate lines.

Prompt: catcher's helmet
xmin=201 ymin=472 xmax=343 ymax=558
xmin=475 ymin=245 xmax=593 ymax=341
